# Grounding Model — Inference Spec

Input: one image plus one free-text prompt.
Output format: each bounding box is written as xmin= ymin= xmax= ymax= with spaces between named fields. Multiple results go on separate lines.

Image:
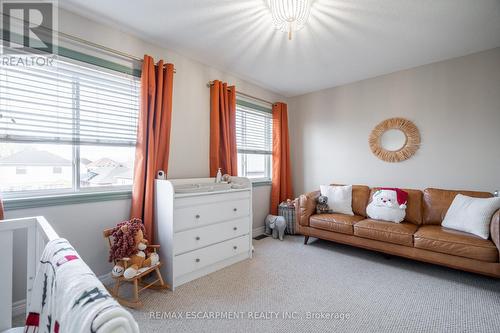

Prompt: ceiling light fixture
xmin=267 ymin=0 xmax=311 ymax=40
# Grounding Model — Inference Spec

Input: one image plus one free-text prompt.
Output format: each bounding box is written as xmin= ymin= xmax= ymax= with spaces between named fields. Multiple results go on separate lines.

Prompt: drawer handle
xmin=195 ymin=214 xmax=200 ymax=219
xmin=195 ymin=258 xmax=200 ymax=263
xmin=233 ymin=227 xmax=237 ymax=231
xmin=233 ymin=246 xmax=238 ymax=250
xmin=195 ymin=236 xmax=200 ymax=241
xmin=233 ymin=208 xmax=237 ymax=212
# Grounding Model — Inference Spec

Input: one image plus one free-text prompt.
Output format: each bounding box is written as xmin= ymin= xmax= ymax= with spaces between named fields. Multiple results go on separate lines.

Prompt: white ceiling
xmin=61 ymin=0 xmax=500 ymax=97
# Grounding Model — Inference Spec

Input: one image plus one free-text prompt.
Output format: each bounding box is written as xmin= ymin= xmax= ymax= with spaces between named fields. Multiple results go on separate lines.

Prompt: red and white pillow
xmin=366 ymin=188 xmax=408 ymax=223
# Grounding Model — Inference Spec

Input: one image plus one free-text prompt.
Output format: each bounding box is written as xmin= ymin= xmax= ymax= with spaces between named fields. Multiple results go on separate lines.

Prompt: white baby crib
xmin=1 ymin=216 xmax=139 ymax=333
xmin=0 ymin=216 xmax=58 ymax=332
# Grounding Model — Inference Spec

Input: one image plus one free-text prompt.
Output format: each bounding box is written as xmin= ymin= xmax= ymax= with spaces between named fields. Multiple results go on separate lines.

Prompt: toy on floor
xmin=366 ymin=188 xmax=408 ymax=223
xmin=265 ymin=215 xmax=287 ymax=240
xmin=316 ymin=195 xmax=331 ymax=214
xmin=109 ymin=218 xmax=159 ymax=279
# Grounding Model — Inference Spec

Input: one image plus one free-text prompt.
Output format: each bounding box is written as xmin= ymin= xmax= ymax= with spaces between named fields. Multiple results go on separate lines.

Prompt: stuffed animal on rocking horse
xmin=109 ymin=218 xmax=159 ymax=279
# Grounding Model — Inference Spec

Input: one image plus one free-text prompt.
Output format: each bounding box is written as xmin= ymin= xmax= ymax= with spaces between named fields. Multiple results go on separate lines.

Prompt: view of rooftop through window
xmin=0 ymin=143 xmax=135 ymax=193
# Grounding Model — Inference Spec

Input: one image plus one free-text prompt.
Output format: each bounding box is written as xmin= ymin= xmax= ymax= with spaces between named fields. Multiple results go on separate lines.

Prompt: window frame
xmin=0 ymin=58 xmax=139 ymax=204
xmin=235 ymin=98 xmax=273 ymax=185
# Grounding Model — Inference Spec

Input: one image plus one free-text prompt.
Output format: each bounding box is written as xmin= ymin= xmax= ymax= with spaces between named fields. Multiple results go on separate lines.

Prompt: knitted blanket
xmin=24 ymin=238 xmax=139 ymax=333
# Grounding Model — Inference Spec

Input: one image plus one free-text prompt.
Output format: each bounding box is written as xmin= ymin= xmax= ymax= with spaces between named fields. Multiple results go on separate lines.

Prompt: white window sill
xmin=3 ymin=190 xmax=132 ymax=211
xmin=251 ymin=180 xmax=272 ymax=187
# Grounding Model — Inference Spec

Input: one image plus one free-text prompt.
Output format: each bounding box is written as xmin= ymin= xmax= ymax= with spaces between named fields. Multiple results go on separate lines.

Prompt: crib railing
xmin=0 ymin=216 xmax=58 ymax=331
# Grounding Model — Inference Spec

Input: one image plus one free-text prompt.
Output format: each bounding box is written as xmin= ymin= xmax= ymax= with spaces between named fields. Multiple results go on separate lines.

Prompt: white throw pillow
xmin=442 ymin=194 xmax=500 ymax=239
xmin=319 ymin=185 xmax=354 ymax=215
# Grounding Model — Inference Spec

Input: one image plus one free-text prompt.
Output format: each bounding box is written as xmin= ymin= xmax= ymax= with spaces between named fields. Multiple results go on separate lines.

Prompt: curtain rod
xmin=206 ymin=81 xmax=273 ymax=105
xmin=57 ymin=31 xmax=176 ymax=72
xmin=2 ymin=13 xmax=176 ymax=72
xmin=58 ymin=30 xmax=143 ymax=62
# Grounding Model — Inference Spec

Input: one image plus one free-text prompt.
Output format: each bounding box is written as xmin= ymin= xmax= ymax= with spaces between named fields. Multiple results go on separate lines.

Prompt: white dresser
xmin=154 ymin=178 xmax=253 ymax=289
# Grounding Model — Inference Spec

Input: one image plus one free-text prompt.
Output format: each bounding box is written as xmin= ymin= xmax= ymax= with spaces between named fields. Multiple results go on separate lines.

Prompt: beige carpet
xmin=129 ymin=235 xmax=500 ymax=333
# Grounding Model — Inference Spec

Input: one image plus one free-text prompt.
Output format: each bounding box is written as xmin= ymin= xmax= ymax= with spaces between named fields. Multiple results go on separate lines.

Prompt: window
xmin=0 ymin=57 xmax=140 ymax=197
xmin=235 ymin=99 xmax=272 ymax=182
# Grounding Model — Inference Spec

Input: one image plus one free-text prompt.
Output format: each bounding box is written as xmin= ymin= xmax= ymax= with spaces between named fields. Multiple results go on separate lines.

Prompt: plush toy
xmin=366 ymin=188 xmax=408 ymax=223
xmin=109 ymin=218 xmax=159 ymax=279
xmin=264 ymin=215 xmax=287 ymax=240
xmin=316 ymin=195 xmax=331 ymax=214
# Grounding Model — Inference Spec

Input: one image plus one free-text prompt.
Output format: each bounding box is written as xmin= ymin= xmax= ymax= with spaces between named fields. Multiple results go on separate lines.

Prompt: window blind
xmin=0 ymin=58 xmax=140 ymax=146
xmin=236 ymin=103 xmax=272 ymax=155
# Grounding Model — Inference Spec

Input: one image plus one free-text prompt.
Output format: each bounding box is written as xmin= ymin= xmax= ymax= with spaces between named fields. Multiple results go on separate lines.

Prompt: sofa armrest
xmin=490 ymin=209 xmax=500 ymax=252
xmin=296 ymin=190 xmax=320 ymax=227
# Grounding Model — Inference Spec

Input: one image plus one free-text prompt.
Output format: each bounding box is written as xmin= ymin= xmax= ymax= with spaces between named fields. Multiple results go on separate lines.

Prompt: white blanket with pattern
xmin=24 ymin=238 xmax=139 ymax=333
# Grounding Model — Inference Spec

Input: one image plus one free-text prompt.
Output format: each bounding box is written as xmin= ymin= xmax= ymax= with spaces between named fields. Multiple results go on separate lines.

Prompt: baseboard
xmin=12 ymin=299 xmax=25 ymax=318
xmin=98 ymin=272 xmax=113 ymax=286
xmin=11 ymin=272 xmax=113 ymax=319
xmin=252 ymin=225 xmax=265 ymax=236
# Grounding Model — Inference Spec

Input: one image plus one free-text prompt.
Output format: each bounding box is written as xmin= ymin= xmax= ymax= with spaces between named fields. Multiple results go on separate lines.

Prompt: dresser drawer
xmin=174 ymin=218 xmax=250 ymax=255
xmin=174 ymin=190 xmax=250 ymax=207
xmin=174 ymin=235 xmax=250 ymax=278
xmin=174 ymin=199 xmax=250 ymax=232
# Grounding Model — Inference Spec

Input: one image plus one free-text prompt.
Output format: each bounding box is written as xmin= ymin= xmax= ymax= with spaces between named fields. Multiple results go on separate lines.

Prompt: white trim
xmin=253 ymin=225 xmax=266 ymax=236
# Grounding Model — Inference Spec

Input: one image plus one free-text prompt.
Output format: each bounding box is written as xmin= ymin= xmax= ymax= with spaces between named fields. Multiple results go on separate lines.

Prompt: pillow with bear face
xmin=366 ymin=188 xmax=408 ymax=223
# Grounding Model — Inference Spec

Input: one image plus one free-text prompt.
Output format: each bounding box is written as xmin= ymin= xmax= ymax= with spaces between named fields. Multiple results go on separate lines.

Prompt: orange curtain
xmin=271 ymin=102 xmax=293 ymax=215
xmin=0 ymin=198 xmax=4 ymax=220
xmin=130 ymin=55 xmax=174 ymax=242
xmin=209 ymin=80 xmax=237 ymax=176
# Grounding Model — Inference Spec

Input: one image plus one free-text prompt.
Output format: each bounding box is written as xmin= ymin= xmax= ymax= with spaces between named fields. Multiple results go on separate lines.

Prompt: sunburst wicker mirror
xmin=369 ymin=118 xmax=420 ymax=162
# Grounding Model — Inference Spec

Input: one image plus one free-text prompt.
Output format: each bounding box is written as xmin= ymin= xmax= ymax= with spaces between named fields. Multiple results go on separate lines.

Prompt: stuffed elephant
xmin=265 ymin=215 xmax=287 ymax=241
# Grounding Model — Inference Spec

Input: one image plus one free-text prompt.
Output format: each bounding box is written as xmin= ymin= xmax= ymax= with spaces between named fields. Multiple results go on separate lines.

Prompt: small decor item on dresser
xmin=366 ymin=188 xmax=408 ymax=223
xmin=215 ymin=167 xmax=223 ymax=183
xmin=316 ymin=195 xmax=331 ymax=214
xmin=265 ymin=215 xmax=287 ymax=240
xmin=279 ymin=199 xmax=297 ymax=234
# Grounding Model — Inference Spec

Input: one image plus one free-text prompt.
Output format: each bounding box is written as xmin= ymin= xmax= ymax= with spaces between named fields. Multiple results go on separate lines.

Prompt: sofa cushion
xmin=310 ymin=214 xmax=364 ymax=235
xmin=414 ymin=225 xmax=499 ymax=262
xmin=331 ymin=184 xmax=370 ymax=217
xmin=423 ymin=188 xmax=492 ymax=225
xmin=368 ymin=188 xmax=423 ymax=224
xmin=354 ymin=219 xmax=418 ymax=246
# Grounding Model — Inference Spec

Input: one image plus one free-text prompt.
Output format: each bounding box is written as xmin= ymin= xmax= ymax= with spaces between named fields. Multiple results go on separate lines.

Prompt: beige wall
xmin=7 ymin=9 xmax=282 ymax=303
xmin=289 ymin=48 xmax=500 ymax=195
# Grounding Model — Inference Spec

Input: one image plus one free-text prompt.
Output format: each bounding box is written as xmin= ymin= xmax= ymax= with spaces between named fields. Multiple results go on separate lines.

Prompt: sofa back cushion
xmin=423 ymin=188 xmax=492 ymax=225
xmin=368 ymin=188 xmax=423 ymax=225
xmin=331 ymin=184 xmax=370 ymax=217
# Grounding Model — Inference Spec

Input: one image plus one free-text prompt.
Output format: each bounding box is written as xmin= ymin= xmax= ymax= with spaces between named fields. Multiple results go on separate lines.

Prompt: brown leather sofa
xmin=296 ymin=186 xmax=500 ymax=278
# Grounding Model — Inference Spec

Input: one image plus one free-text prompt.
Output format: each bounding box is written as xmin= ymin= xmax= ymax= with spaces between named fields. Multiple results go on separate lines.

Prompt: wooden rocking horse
xmin=103 ymin=219 xmax=169 ymax=308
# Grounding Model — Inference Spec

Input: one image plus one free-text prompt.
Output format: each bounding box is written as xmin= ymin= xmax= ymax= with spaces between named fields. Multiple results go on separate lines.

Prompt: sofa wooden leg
xmin=304 ymin=235 xmax=309 ymax=245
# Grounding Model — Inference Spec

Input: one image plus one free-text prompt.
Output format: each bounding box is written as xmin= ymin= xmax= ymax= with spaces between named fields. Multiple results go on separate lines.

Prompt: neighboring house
xmin=81 ymin=158 xmax=133 ymax=187
xmin=0 ymin=150 xmax=133 ymax=192
xmin=0 ymin=148 xmax=72 ymax=192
